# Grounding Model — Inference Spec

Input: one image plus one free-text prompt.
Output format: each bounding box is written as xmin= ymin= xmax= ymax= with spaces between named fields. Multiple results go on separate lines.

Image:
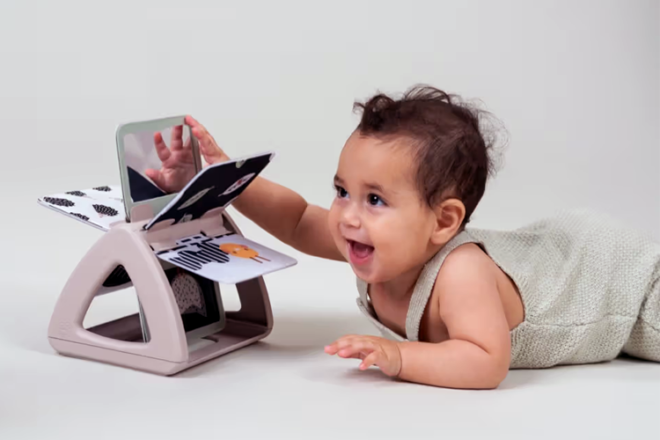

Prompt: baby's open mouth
xmin=348 ymin=239 xmax=374 ymax=263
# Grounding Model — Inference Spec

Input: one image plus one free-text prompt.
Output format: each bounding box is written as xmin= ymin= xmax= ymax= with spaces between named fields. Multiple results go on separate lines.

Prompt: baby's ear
xmin=430 ymin=198 xmax=465 ymax=245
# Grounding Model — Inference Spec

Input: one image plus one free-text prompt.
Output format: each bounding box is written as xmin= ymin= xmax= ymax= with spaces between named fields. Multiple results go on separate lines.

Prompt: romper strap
xmin=405 ymin=231 xmax=481 ymax=341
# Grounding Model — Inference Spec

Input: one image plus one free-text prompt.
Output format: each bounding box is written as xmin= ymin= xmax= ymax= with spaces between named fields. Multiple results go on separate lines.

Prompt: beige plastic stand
xmin=47 ymin=203 xmax=273 ymax=376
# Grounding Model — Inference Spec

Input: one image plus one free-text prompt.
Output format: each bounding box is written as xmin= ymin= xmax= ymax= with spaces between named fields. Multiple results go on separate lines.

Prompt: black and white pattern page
xmin=144 ymin=151 xmax=275 ymax=230
xmin=155 ymin=232 xmax=297 ymax=284
xmin=37 ymin=185 xmax=125 ymax=231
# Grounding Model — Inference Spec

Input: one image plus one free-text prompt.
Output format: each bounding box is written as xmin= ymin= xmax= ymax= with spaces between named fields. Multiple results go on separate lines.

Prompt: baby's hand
xmin=184 ymin=115 xmax=230 ymax=165
xmin=144 ymin=125 xmax=197 ymax=193
xmin=325 ymin=334 xmax=402 ymax=377
xmin=143 ymin=116 xmax=230 ymax=192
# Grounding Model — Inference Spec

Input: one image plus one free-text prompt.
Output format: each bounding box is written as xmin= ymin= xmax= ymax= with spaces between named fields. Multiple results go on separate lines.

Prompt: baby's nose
xmin=340 ymin=206 xmax=361 ymax=228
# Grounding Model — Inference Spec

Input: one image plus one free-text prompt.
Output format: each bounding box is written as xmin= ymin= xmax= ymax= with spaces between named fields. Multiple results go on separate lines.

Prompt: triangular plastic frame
xmin=47 ymin=209 xmax=275 ymax=375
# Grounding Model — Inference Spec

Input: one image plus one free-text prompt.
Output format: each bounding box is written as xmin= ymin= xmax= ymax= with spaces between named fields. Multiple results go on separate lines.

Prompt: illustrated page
xmin=155 ymin=232 xmax=297 ymax=284
xmin=38 ymin=185 xmax=125 ymax=231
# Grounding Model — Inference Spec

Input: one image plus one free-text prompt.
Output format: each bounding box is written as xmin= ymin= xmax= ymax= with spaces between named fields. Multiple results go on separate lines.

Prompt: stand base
xmin=49 ymin=314 xmax=269 ymax=376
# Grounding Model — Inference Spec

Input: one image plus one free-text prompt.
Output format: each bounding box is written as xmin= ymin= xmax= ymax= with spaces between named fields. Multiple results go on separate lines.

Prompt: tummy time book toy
xmin=38 ymin=115 xmax=297 ymax=375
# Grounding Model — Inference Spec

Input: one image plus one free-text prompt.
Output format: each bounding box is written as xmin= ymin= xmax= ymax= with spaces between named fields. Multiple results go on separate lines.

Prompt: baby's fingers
xmin=324 ymin=343 xmax=339 ymax=355
xmin=190 ymin=127 xmax=228 ymax=164
xmin=153 ymin=132 xmax=171 ymax=162
xmin=329 ymin=336 xmax=375 ymax=359
xmin=170 ymin=125 xmax=184 ymax=151
xmin=324 ymin=335 xmax=357 ymax=355
xmin=338 ymin=340 xmax=371 ymax=359
xmin=185 ymin=115 xmax=202 ymax=128
xmin=144 ymin=168 xmax=166 ymax=190
xmin=359 ymin=351 xmax=383 ymax=370
xmin=185 ymin=116 xmax=213 ymax=146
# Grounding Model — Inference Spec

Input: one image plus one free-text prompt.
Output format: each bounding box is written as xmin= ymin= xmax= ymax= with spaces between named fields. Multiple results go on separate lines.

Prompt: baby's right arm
xmin=186 ymin=116 xmax=345 ymax=262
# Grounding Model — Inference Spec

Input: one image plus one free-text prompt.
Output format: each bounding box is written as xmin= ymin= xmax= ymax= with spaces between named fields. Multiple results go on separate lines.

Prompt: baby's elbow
xmin=477 ymin=354 xmax=510 ymax=389
xmin=481 ymin=367 xmax=509 ymax=389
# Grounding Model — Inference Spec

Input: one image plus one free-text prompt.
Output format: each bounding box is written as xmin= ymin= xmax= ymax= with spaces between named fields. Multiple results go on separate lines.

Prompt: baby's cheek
xmin=326 ymin=216 xmax=345 ymax=252
xmin=378 ymin=233 xmax=418 ymax=264
xmin=374 ymin=236 xmax=404 ymax=264
xmin=327 ymin=207 xmax=340 ymax=231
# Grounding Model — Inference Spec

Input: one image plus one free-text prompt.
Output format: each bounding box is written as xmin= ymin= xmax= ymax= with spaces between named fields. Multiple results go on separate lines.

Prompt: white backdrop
xmin=0 ymin=1 xmax=658 ymax=439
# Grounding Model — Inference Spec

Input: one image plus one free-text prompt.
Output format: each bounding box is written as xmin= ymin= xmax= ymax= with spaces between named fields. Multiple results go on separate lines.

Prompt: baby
xmin=153 ymin=85 xmax=660 ymax=389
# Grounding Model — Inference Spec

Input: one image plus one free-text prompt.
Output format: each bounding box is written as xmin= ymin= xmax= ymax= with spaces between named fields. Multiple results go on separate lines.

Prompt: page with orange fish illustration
xmin=154 ymin=232 xmax=297 ymax=284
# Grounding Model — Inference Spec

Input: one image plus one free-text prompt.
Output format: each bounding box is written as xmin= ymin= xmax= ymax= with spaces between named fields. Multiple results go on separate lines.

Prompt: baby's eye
xmin=335 ymin=185 xmax=348 ymax=198
xmin=368 ymin=194 xmax=385 ymax=206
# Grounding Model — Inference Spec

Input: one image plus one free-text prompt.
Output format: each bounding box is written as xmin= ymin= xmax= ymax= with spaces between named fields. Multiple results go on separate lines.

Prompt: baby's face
xmin=328 ymin=132 xmax=440 ymax=284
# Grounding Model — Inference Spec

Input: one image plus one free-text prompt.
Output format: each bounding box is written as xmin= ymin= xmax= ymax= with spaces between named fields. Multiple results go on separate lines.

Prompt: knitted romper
xmin=356 ymin=209 xmax=660 ymax=369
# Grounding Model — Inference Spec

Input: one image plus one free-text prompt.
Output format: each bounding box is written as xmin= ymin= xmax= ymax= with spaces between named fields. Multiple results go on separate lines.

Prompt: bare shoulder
xmin=436 ymin=243 xmax=498 ymax=285
xmin=431 ymin=242 xmax=511 ymax=359
xmin=433 ymin=243 xmax=501 ymax=313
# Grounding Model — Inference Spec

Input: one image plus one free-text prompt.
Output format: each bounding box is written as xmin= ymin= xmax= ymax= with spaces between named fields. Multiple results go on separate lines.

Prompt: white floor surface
xmin=2 ymin=204 xmax=659 ymax=440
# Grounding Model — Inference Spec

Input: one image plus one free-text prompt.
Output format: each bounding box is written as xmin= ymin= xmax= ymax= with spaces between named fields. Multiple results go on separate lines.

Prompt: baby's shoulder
xmin=432 ymin=242 xmax=500 ymax=299
xmin=439 ymin=242 xmax=493 ymax=274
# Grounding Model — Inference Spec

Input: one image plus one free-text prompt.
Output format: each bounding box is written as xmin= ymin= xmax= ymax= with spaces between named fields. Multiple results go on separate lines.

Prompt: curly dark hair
xmin=353 ymin=84 xmax=501 ymax=226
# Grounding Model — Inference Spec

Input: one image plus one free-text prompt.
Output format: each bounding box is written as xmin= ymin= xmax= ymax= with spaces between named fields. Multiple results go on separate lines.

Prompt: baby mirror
xmin=115 ymin=115 xmax=203 ymax=222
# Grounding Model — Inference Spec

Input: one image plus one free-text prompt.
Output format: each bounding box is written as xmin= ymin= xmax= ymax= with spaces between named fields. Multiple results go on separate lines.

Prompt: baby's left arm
xmin=326 ymin=246 xmax=512 ymax=389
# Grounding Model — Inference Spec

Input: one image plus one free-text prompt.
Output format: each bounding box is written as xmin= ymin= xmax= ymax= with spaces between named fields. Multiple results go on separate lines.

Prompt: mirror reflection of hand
xmin=144 ymin=125 xmax=196 ymax=193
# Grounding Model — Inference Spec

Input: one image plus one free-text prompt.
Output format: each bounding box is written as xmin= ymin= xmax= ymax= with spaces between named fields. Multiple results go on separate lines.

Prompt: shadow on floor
xmin=498 ymin=356 xmax=660 ymax=390
xmin=176 ymin=311 xmax=376 ymax=378
xmin=15 ymin=302 xmax=660 ymax=386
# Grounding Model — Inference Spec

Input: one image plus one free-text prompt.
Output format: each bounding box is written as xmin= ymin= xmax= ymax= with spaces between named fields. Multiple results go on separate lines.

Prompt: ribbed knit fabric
xmin=356 ymin=209 xmax=660 ymax=369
